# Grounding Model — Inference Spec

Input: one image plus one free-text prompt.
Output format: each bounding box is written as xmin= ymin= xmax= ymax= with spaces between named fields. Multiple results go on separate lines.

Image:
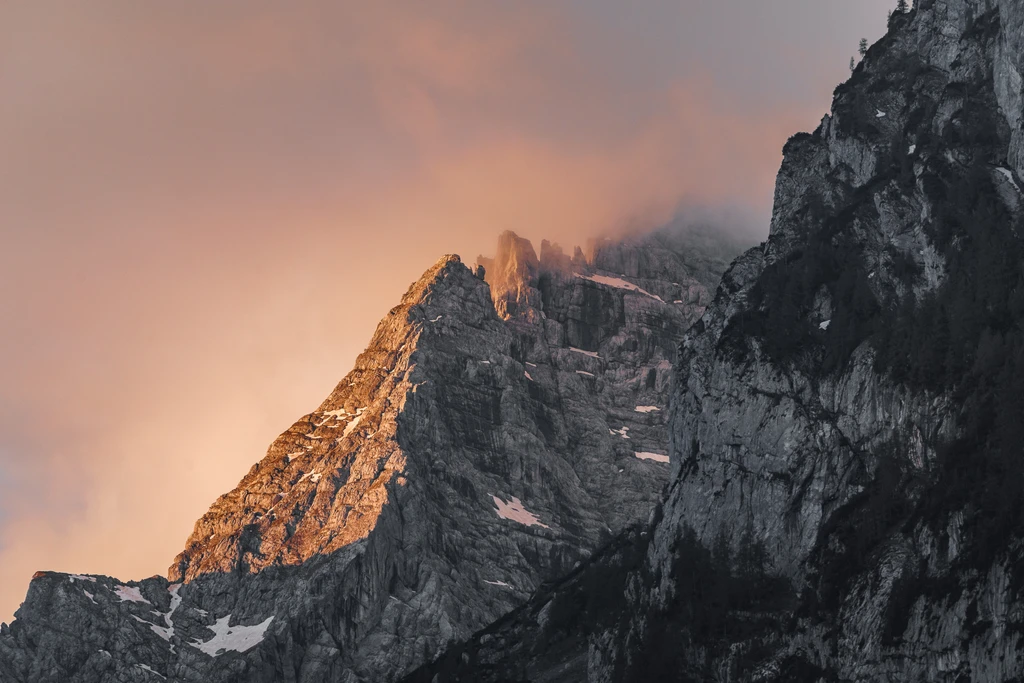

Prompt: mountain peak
xmin=487 ymin=231 xmax=542 ymax=321
xmin=160 ymin=228 xmax=713 ymax=677
xmin=169 ymin=254 xmax=494 ymax=584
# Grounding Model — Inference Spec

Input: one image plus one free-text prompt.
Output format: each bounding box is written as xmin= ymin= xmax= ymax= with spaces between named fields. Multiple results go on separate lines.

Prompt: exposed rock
xmin=487 ymin=231 xmax=543 ymax=322
xmin=407 ymin=3 xmax=1024 ymax=681
xmin=0 ymin=226 xmax=736 ymax=682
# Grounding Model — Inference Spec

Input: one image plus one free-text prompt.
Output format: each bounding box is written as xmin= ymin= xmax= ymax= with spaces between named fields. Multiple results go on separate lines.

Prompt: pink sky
xmin=0 ymin=0 xmax=893 ymax=623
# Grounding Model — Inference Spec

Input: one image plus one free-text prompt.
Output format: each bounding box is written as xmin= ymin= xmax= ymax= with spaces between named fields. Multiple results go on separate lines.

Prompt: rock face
xmin=407 ymin=3 xmax=1024 ymax=681
xmin=0 ymin=226 xmax=732 ymax=683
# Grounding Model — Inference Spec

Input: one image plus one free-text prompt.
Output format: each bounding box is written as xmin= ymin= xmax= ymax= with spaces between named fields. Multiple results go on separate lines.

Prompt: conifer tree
xmin=859 ymin=38 xmax=869 ymax=56
xmin=896 ymin=0 xmax=909 ymax=13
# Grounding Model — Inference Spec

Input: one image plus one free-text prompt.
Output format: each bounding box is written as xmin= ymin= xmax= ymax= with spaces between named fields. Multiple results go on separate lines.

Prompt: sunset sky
xmin=0 ymin=1 xmax=892 ymax=623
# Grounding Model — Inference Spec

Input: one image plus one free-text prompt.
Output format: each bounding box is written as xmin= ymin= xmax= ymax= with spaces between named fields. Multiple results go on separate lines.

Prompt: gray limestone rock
xmin=407 ymin=3 xmax=1024 ymax=681
xmin=0 ymin=226 xmax=735 ymax=683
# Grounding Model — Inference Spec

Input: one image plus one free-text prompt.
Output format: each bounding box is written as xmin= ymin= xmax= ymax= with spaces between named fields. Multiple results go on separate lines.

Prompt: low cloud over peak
xmin=0 ymin=0 xmax=893 ymax=623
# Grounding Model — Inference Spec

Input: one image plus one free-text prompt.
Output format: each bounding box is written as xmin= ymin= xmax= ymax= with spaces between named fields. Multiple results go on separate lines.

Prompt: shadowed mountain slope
xmin=408 ymin=2 xmax=1024 ymax=681
xmin=0 ymin=226 xmax=739 ymax=683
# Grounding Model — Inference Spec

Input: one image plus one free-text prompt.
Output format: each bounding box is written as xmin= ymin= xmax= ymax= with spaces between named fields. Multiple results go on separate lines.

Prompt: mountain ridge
xmin=406 ymin=2 xmax=1024 ymax=680
xmin=0 ymin=225 xmax=739 ymax=682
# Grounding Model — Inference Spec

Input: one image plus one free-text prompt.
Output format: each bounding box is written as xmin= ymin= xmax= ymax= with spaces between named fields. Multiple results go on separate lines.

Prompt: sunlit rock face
xmin=407 ymin=3 xmax=1024 ymax=682
xmin=0 ymin=225 xmax=738 ymax=683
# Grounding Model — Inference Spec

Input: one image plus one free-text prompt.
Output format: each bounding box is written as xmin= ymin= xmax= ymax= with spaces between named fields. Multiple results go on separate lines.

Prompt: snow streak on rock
xmin=491 ymin=496 xmax=550 ymax=529
xmin=191 ymin=615 xmax=274 ymax=657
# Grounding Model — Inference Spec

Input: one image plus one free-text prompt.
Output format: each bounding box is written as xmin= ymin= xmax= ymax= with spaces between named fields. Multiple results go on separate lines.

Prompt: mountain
xmin=0 ymin=225 xmax=738 ymax=682
xmin=406 ymin=2 xmax=1024 ymax=681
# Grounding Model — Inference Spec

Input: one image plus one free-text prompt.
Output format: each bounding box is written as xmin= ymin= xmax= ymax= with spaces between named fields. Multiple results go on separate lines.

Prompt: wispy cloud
xmin=0 ymin=0 xmax=892 ymax=622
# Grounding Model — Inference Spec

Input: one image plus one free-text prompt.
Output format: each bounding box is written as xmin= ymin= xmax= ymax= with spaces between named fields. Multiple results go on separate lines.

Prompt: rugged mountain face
xmin=407 ymin=2 xmax=1024 ymax=681
xmin=0 ymin=227 xmax=732 ymax=683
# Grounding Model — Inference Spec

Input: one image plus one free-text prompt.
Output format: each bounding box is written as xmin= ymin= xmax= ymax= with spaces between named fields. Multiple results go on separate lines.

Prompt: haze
xmin=0 ymin=1 xmax=892 ymax=623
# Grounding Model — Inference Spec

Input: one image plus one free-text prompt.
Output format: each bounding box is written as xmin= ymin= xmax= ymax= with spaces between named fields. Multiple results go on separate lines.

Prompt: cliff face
xmin=0 ymin=227 xmax=731 ymax=683
xmin=407 ymin=2 xmax=1024 ymax=681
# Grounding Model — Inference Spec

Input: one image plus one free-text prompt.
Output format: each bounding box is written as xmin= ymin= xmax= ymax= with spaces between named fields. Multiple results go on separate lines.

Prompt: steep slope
xmin=407 ymin=2 xmax=1024 ymax=681
xmin=0 ymin=227 xmax=733 ymax=683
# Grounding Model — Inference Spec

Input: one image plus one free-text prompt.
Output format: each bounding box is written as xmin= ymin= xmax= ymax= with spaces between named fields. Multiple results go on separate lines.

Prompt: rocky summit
xmin=0 ymin=225 xmax=736 ymax=682
xmin=11 ymin=1 xmax=1024 ymax=681
xmin=407 ymin=2 xmax=1024 ymax=681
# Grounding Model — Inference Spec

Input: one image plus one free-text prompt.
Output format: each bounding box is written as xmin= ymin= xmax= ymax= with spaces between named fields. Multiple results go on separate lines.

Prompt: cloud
xmin=0 ymin=0 xmax=894 ymax=622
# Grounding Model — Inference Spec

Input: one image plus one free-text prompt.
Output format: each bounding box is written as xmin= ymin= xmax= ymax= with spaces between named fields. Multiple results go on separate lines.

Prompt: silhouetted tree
xmin=896 ymin=0 xmax=908 ymax=12
xmin=850 ymin=56 xmax=856 ymax=73
xmin=711 ymin=530 xmax=732 ymax=570
xmin=735 ymin=526 xmax=768 ymax=583
xmin=859 ymin=38 xmax=868 ymax=56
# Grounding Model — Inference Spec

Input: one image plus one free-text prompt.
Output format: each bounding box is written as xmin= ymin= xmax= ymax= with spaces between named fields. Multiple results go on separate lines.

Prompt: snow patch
xmin=580 ymin=274 xmax=664 ymax=301
xmin=83 ymin=590 xmax=97 ymax=605
xmin=576 ymin=370 xmax=595 ymax=377
xmin=525 ymin=371 xmax=534 ymax=381
xmin=492 ymin=495 xmax=550 ymax=529
xmin=609 ymin=426 xmax=630 ymax=439
xmin=635 ymin=451 xmax=670 ymax=464
xmin=316 ymin=407 xmax=367 ymax=435
xmin=481 ymin=360 xmax=491 ymax=364
xmin=132 ymin=609 xmax=173 ymax=643
xmin=997 ymin=167 xmax=1021 ymax=192
xmin=908 ymin=144 xmax=916 ymax=154
xmin=147 ymin=622 xmax=173 ymax=641
xmin=484 ymin=580 xmax=513 ymax=589
xmin=137 ymin=664 xmax=166 ymax=680
xmin=634 ymin=406 xmax=660 ymax=413
xmin=876 ymin=109 xmax=887 ymax=118
xmin=69 ymin=574 xmax=96 ymax=583
xmin=526 ymin=362 xmax=537 ymax=367
xmin=115 ymin=585 xmax=149 ymax=604
xmin=568 ymin=347 xmax=600 ymax=358
xmin=343 ymin=414 xmax=364 ymax=438
xmin=192 ymin=615 xmax=274 ymax=657
xmin=819 ymin=319 xmax=831 ymax=331
xmin=285 ymin=451 xmax=304 ymax=462
xmin=154 ymin=583 xmax=183 ymax=648
xmin=321 ymin=407 xmax=365 ymax=430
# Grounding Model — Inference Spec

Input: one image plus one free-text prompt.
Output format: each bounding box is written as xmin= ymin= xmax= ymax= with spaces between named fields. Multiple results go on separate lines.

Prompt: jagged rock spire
xmin=485 ymin=230 xmax=542 ymax=321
